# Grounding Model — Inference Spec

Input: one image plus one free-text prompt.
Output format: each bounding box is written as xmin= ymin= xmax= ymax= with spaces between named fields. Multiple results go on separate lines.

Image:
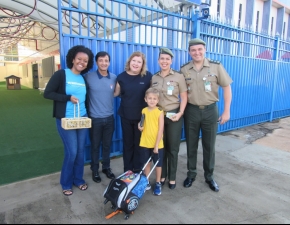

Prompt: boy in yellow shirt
xmin=138 ymin=88 xmax=164 ymax=196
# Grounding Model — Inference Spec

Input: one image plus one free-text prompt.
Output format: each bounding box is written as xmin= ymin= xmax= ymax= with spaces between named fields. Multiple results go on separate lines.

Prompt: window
xmin=256 ymin=11 xmax=259 ymax=32
xmin=217 ymin=0 xmax=221 ymax=18
xmin=283 ymin=22 xmax=286 ymax=40
xmin=3 ymin=45 xmax=18 ymax=61
xmin=270 ymin=17 xmax=274 ymax=36
xmin=238 ymin=4 xmax=242 ymax=28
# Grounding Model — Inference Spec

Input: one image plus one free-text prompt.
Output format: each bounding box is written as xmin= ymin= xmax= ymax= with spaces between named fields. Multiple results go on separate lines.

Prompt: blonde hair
xmin=125 ymin=51 xmax=147 ymax=77
xmin=145 ymin=87 xmax=160 ymax=98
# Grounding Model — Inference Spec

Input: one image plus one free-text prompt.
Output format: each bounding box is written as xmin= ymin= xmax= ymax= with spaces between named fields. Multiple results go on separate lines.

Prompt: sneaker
xmin=153 ymin=182 xmax=162 ymax=196
xmin=145 ymin=182 xmax=151 ymax=191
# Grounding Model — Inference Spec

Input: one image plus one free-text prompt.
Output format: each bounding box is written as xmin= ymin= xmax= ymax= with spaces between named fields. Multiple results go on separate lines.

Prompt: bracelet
xmin=179 ymin=111 xmax=184 ymax=115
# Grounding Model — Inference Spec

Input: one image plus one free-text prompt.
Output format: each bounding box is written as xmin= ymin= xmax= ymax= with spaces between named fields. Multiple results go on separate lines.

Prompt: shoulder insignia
xmin=153 ymin=72 xmax=159 ymax=76
xmin=208 ymin=58 xmax=220 ymax=64
xmin=181 ymin=61 xmax=191 ymax=68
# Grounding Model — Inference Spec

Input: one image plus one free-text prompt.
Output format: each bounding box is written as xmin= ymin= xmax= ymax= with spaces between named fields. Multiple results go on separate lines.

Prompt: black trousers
xmin=121 ymin=117 xmax=143 ymax=172
xmin=89 ymin=115 xmax=115 ymax=172
xmin=184 ymin=103 xmax=218 ymax=181
xmin=161 ymin=116 xmax=183 ymax=181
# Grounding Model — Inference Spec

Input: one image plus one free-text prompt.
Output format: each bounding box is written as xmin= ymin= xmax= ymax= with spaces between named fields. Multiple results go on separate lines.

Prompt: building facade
xmin=205 ymin=0 xmax=290 ymax=40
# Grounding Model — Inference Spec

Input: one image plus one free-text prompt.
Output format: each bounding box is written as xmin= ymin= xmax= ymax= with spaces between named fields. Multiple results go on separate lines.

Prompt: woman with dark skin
xmin=44 ymin=45 xmax=94 ymax=196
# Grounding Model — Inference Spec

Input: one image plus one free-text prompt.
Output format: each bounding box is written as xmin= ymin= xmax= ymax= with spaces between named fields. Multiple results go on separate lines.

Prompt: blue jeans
xmin=90 ymin=115 xmax=115 ymax=172
xmin=56 ymin=119 xmax=87 ymax=190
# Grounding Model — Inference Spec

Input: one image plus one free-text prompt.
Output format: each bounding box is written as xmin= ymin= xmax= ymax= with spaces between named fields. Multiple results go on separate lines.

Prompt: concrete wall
xmin=0 ymin=63 xmax=21 ymax=82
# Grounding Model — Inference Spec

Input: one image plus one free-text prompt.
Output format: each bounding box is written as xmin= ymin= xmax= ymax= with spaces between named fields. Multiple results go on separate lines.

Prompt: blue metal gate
xmin=57 ymin=0 xmax=193 ymax=161
xmin=57 ymin=0 xmax=290 ymax=162
xmin=197 ymin=18 xmax=290 ymax=133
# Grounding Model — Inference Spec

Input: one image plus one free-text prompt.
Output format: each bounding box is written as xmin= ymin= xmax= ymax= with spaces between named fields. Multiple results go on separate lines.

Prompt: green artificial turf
xmin=0 ymin=82 xmax=64 ymax=186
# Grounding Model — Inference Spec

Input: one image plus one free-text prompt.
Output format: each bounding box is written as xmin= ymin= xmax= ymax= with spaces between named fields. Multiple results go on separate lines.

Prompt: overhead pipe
xmin=0 ymin=36 xmax=58 ymax=42
xmin=34 ymin=39 xmax=40 ymax=51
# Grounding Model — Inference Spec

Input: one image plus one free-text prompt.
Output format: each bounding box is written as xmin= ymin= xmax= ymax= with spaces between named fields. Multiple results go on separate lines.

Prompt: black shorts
xmin=140 ymin=147 xmax=164 ymax=167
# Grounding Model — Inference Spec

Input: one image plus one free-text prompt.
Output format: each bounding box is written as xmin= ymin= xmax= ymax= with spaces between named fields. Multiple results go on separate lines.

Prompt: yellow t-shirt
xmin=139 ymin=107 xmax=164 ymax=148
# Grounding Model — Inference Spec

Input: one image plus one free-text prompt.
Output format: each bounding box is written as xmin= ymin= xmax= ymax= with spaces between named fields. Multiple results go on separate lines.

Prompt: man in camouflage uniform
xmin=180 ymin=38 xmax=233 ymax=192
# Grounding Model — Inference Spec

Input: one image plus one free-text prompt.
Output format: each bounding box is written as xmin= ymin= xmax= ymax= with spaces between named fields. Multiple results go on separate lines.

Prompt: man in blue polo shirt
xmin=85 ymin=51 xmax=117 ymax=183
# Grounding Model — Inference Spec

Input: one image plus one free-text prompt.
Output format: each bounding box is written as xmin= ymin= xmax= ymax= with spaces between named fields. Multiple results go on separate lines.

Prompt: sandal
xmin=78 ymin=183 xmax=88 ymax=191
xmin=62 ymin=189 xmax=73 ymax=196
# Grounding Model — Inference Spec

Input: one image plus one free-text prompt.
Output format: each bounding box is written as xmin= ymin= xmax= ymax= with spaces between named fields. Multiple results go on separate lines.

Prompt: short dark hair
xmin=95 ymin=51 xmax=110 ymax=62
xmin=66 ymin=45 xmax=94 ymax=74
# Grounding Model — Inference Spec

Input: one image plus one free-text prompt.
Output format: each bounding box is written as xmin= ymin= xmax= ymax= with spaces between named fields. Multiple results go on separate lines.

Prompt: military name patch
xmin=208 ymin=59 xmax=220 ymax=64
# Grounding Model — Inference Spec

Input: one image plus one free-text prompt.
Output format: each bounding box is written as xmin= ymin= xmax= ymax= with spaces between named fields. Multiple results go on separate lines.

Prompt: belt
xmin=163 ymin=107 xmax=179 ymax=115
xmin=188 ymin=102 xmax=216 ymax=110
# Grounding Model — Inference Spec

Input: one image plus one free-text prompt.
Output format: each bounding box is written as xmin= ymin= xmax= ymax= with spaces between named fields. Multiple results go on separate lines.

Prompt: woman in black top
xmin=115 ymin=51 xmax=152 ymax=173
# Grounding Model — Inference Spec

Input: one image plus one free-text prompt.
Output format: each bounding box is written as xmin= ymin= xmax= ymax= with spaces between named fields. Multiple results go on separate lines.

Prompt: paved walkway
xmin=1 ymin=117 xmax=290 ymax=224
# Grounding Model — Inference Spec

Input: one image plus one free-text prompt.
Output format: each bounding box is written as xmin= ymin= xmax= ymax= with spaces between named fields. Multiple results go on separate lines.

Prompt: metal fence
xmin=57 ymin=0 xmax=290 ymax=161
xmin=199 ymin=18 xmax=290 ymax=133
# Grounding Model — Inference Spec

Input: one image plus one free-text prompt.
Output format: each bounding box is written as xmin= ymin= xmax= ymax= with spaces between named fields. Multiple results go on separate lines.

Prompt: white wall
xmin=209 ymin=0 xmax=218 ymax=19
xmin=233 ymin=0 xmax=246 ymax=27
xmin=254 ymin=0 xmax=264 ymax=33
xmin=209 ymin=0 xmax=226 ymax=22
xmin=0 ymin=63 xmax=20 ymax=81
xmin=0 ymin=64 xmax=7 ymax=81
